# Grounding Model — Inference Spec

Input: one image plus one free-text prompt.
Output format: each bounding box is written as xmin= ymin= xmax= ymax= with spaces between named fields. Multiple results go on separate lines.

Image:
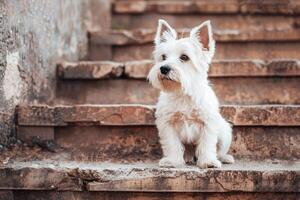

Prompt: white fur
xmin=148 ymin=19 xmax=234 ymax=168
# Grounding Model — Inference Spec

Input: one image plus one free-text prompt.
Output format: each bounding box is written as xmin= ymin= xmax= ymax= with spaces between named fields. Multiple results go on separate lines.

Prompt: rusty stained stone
xmin=0 ymin=166 xmax=82 ymax=191
xmin=240 ymin=0 xmax=300 ymax=15
xmin=18 ymin=105 xmax=300 ymax=127
xmin=17 ymin=126 xmax=54 ymax=142
xmin=210 ymin=59 xmax=300 ymax=77
xmin=113 ymin=12 xmax=299 ymax=31
xmin=230 ymin=127 xmax=300 ymax=160
xmin=56 ymin=77 xmax=300 ymax=105
xmin=84 ymin=161 xmax=300 ymax=192
xmin=11 ymin=191 xmax=300 ymax=200
xmin=111 ymin=42 xmax=300 ymax=61
xmin=0 ymin=160 xmax=299 ymax=193
xmin=0 ymin=149 xmax=299 ymax=191
xmin=56 ymin=79 xmax=158 ymax=105
xmin=113 ymin=0 xmax=300 ymax=15
xmin=55 ymin=126 xmax=300 ymax=161
xmin=221 ymin=105 xmax=300 ymax=126
xmin=17 ymin=105 xmax=155 ymax=126
xmin=57 ymin=61 xmax=124 ymax=79
xmin=57 ymin=59 xmax=300 ymax=80
xmin=209 ymin=77 xmax=300 ymax=105
xmin=55 ymin=126 xmax=161 ymax=163
xmin=124 ymin=60 xmax=153 ymax=78
xmin=90 ymin=28 xmax=300 ymax=46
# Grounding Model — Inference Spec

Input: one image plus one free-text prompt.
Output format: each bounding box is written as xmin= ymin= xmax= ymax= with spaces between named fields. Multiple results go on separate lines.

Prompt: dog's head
xmin=148 ymin=19 xmax=215 ymax=94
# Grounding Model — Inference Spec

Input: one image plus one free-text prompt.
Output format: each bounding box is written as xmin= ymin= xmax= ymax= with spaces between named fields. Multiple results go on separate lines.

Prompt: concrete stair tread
xmin=90 ymin=28 xmax=300 ymax=45
xmin=1 ymin=158 xmax=299 ymax=192
xmin=113 ymin=0 xmax=300 ymax=15
xmin=57 ymin=59 xmax=300 ymax=80
xmin=17 ymin=104 xmax=300 ymax=126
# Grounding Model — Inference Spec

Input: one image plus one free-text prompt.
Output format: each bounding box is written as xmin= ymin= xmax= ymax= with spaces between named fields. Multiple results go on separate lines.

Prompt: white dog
xmin=148 ymin=19 xmax=234 ymax=168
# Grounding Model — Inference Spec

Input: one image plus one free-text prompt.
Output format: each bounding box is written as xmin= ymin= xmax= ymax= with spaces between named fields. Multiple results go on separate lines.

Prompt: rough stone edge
xmin=113 ymin=0 xmax=300 ymax=15
xmin=57 ymin=59 xmax=300 ymax=80
xmin=0 ymin=160 xmax=299 ymax=192
xmin=17 ymin=104 xmax=300 ymax=126
xmin=0 ymin=166 xmax=83 ymax=191
xmin=90 ymin=28 xmax=300 ymax=45
xmin=57 ymin=61 xmax=124 ymax=79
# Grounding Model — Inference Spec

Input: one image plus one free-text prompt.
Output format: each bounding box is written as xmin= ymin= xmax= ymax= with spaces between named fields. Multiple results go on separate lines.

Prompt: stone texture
xmin=56 ymin=77 xmax=300 ymax=105
xmin=0 ymin=160 xmax=299 ymax=192
xmin=86 ymin=161 xmax=300 ymax=192
xmin=56 ymin=60 xmax=300 ymax=104
xmin=113 ymin=13 xmax=299 ymax=31
xmin=0 ymin=0 xmax=113 ymax=146
xmin=57 ymin=61 xmax=124 ymax=79
xmin=91 ymin=28 xmax=300 ymax=45
xmin=83 ymin=0 xmax=113 ymax=61
xmin=56 ymin=79 xmax=159 ymax=105
xmin=17 ymin=105 xmax=156 ymax=126
xmin=82 ymin=0 xmax=111 ymax=33
xmin=12 ymin=191 xmax=300 ymax=200
xmin=113 ymin=0 xmax=300 ymax=15
xmin=212 ymin=77 xmax=300 ymax=105
xmin=210 ymin=60 xmax=300 ymax=77
xmin=16 ymin=105 xmax=300 ymax=160
xmin=0 ymin=112 xmax=14 ymax=145
xmin=55 ymin=126 xmax=161 ymax=162
xmin=230 ymin=127 xmax=300 ymax=160
xmin=0 ymin=164 xmax=82 ymax=191
xmin=17 ymin=105 xmax=300 ymax=126
xmin=221 ymin=105 xmax=300 ymax=126
xmin=57 ymin=60 xmax=300 ymax=79
xmin=111 ymin=42 xmax=300 ymax=61
xmin=17 ymin=127 xmax=54 ymax=144
xmin=54 ymin=126 xmax=300 ymax=161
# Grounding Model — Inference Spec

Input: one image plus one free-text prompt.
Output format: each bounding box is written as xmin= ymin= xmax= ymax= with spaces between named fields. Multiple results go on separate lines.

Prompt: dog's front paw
xmin=197 ymin=158 xmax=222 ymax=169
xmin=218 ymin=154 xmax=235 ymax=164
xmin=159 ymin=157 xmax=185 ymax=168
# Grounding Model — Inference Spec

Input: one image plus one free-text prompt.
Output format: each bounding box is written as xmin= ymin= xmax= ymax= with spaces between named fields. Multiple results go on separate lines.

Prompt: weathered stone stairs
xmin=1 ymin=0 xmax=300 ymax=199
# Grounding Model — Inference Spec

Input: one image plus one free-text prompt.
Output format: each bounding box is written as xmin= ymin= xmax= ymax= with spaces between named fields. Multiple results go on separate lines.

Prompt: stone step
xmin=16 ymin=104 xmax=300 ymax=161
xmin=91 ymin=28 xmax=300 ymax=46
xmin=113 ymin=0 xmax=300 ymax=15
xmin=106 ymin=10 xmax=300 ymax=61
xmin=56 ymin=60 xmax=300 ymax=105
xmin=10 ymin=191 xmax=300 ymax=200
xmin=1 ymin=159 xmax=299 ymax=193
xmin=90 ymin=41 xmax=300 ymax=61
xmin=113 ymin=11 xmax=300 ymax=31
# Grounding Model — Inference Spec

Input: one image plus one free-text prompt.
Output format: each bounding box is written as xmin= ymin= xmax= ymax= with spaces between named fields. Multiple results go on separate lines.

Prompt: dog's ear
xmin=155 ymin=19 xmax=177 ymax=45
xmin=190 ymin=20 xmax=215 ymax=63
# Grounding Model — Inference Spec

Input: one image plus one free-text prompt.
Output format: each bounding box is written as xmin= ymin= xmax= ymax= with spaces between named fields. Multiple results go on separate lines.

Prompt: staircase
xmin=1 ymin=0 xmax=300 ymax=199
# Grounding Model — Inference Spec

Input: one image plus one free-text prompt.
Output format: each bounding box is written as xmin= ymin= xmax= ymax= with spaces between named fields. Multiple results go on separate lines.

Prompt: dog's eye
xmin=162 ymin=54 xmax=167 ymax=61
xmin=180 ymin=54 xmax=189 ymax=62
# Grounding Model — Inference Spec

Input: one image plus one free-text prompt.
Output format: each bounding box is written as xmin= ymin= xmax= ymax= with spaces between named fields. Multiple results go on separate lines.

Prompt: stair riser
xmin=113 ymin=0 xmax=300 ymax=15
xmin=38 ymin=126 xmax=300 ymax=161
xmin=90 ymin=42 xmax=300 ymax=61
xmin=56 ymin=78 xmax=300 ymax=105
xmin=12 ymin=191 xmax=300 ymax=200
xmin=112 ymin=14 xmax=299 ymax=30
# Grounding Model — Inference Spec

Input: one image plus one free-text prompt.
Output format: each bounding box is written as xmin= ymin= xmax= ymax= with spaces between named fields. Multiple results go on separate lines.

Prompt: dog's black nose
xmin=160 ymin=66 xmax=171 ymax=75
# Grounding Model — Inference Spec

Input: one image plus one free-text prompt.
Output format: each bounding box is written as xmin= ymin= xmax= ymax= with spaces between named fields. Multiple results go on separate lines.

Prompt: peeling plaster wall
xmin=0 ymin=0 xmax=111 ymax=145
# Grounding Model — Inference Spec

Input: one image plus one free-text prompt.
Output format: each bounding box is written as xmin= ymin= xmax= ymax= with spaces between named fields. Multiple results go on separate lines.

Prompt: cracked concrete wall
xmin=0 ymin=0 xmax=111 ymax=146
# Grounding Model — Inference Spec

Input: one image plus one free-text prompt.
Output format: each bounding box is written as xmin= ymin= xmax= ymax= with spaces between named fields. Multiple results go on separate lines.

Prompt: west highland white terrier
xmin=148 ymin=19 xmax=234 ymax=168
